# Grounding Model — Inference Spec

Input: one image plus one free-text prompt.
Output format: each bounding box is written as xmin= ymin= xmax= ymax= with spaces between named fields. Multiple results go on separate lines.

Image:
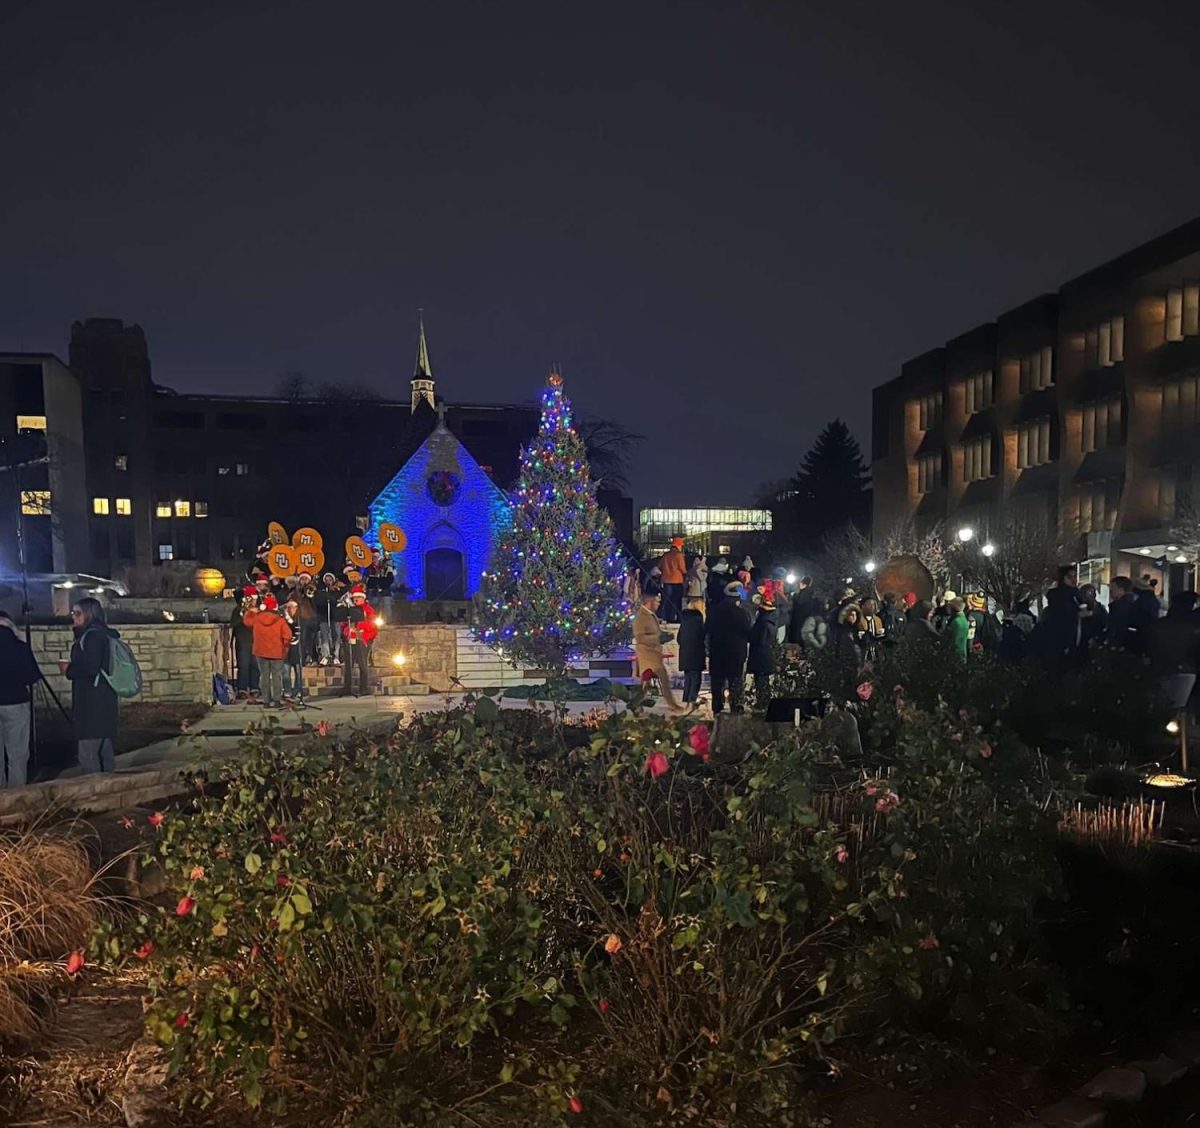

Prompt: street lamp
xmin=957 ymin=527 xmax=974 ymax=543
xmin=785 ymin=572 xmax=797 ymax=585
xmin=981 ymin=543 xmax=996 ymax=558
xmin=864 ymin=560 xmax=877 ymax=574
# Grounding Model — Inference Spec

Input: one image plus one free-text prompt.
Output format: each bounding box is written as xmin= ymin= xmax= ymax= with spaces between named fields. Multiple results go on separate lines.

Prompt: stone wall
xmin=29 ymin=623 xmax=227 ymax=707
xmin=376 ymin=624 xmax=459 ymax=692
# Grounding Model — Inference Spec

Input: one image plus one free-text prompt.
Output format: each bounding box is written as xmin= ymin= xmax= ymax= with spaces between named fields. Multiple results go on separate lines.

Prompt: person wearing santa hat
xmin=340 ymin=585 xmax=378 ymax=698
xmin=243 ymin=593 xmax=292 ymax=709
xmin=230 ymin=586 xmax=260 ymax=699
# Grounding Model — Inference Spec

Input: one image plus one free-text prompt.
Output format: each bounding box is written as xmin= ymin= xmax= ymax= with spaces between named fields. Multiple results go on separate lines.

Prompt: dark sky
xmin=4 ymin=0 xmax=1200 ymax=506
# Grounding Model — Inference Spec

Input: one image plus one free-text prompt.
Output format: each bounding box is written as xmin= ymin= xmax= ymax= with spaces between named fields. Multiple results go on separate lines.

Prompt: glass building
xmin=638 ymin=507 xmax=772 ymax=557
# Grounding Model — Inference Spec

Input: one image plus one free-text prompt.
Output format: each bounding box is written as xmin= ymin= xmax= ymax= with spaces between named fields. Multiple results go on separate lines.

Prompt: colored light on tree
xmin=475 ymin=372 xmax=630 ymax=672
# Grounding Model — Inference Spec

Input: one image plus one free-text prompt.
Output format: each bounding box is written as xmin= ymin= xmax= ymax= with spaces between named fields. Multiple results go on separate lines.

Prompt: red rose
xmin=270 ymin=831 xmax=288 ymax=846
xmin=835 ymin=844 xmax=849 ymax=864
xmin=176 ymin=895 xmax=196 ymax=917
xmin=919 ymin=933 xmax=939 ymax=951
xmin=148 ymin=812 xmax=165 ymax=828
xmin=276 ymin=875 xmax=291 ymax=887
xmin=856 ymin=682 xmax=874 ymax=702
xmin=979 ymin=741 xmax=993 ymax=759
xmin=640 ymin=668 xmax=655 ymax=685
xmin=644 ymin=751 xmax=669 ymax=778
xmin=174 ymin=1012 xmax=189 ymax=1029
xmin=569 ymin=1095 xmax=584 ymax=1114
xmin=65 ymin=950 xmax=85 ymax=976
xmin=687 ymin=724 xmax=711 ymax=761
xmin=135 ymin=941 xmax=154 ymax=960
xmin=598 ymin=998 xmax=610 ymax=1014
xmin=316 ymin=720 xmax=332 ymax=737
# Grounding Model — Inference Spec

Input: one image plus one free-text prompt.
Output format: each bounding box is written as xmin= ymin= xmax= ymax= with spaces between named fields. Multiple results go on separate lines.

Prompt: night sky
xmin=5 ymin=0 xmax=1200 ymax=505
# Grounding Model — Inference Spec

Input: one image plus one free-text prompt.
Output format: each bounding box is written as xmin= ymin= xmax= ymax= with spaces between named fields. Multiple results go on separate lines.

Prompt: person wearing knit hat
xmin=340 ymin=584 xmax=378 ymax=697
xmin=747 ymin=589 xmax=778 ymax=709
xmin=242 ymin=593 xmax=290 ymax=709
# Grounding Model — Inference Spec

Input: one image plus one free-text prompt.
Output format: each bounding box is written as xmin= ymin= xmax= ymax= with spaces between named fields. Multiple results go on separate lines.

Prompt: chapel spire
xmin=411 ymin=309 xmax=435 ymax=413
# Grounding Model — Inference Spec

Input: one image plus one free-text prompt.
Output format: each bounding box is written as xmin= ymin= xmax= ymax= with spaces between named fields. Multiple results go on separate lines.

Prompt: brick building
xmin=872 ymin=216 xmax=1200 ymax=598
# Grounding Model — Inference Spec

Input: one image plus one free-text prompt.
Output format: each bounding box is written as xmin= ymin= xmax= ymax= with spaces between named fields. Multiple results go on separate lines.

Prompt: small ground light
xmin=982 ymin=543 xmax=996 ymax=557
xmin=957 ymin=527 xmax=974 ymax=543
xmin=392 ymin=652 xmax=407 ymax=667
xmin=374 ymin=615 xmax=385 ymax=627
xmin=1166 ymin=719 xmax=1181 ymax=734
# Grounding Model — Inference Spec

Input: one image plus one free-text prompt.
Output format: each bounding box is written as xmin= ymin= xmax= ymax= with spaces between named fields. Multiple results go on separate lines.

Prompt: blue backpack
xmin=213 ymin=672 xmax=235 ymax=706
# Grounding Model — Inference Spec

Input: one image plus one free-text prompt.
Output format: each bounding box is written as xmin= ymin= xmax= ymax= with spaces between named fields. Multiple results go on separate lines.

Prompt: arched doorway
xmin=424 ymin=547 xmax=466 ymax=601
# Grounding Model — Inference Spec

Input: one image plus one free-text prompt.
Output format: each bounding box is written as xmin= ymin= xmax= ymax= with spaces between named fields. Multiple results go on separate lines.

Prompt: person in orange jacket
xmin=658 ymin=536 xmax=687 ymax=624
xmin=243 ymin=594 xmax=293 ymax=709
xmin=341 ymin=585 xmax=377 ymax=697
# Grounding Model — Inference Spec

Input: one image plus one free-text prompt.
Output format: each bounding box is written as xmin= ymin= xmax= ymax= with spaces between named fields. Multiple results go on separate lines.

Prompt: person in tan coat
xmin=634 ymin=591 xmax=686 ymax=713
xmin=243 ymin=595 xmax=293 ymax=708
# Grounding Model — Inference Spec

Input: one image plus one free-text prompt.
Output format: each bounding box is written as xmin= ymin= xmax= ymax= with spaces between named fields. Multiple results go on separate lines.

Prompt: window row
xmin=154 ymin=500 xmax=209 ymax=518
xmin=917 ymin=392 xmax=942 ymax=432
xmin=963 ymin=370 xmax=993 ymax=414
xmin=92 ymin=497 xmax=132 ymax=516
xmin=1165 ymin=282 xmax=1200 ymax=343
xmin=1084 ymin=315 xmax=1125 ymax=369
xmin=1080 ymin=397 xmax=1122 ymax=453
xmin=1162 ymin=373 xmax=1200 ymax=426
xmin=1019 ymin=347 xmax=1054 ymax=393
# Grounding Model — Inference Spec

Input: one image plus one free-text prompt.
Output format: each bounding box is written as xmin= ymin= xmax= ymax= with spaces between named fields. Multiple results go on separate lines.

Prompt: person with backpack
xmin=0 ymin=610 xmax=42 ymax=787
xmin=60 ymin=597 xmax=122 ymax=774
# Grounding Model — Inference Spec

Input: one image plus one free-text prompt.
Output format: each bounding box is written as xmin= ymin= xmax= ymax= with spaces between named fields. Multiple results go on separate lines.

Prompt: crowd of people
xmin=628 ymin=537 xmax=1200 ymax=720
xmin=231 ymin=542 xmax=396 ymax=707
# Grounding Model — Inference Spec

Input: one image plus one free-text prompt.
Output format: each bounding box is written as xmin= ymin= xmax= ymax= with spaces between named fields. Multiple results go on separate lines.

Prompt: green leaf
xmin=499 ymin=1061 xmax=515 ymax=1083
xmin=291 ymin=892 xmax=313 ymax=916
xmin=595 ymin=838 xmax=607 ymax=854
xmin=244 ymin=852 xmax=262 ymax=875
xmin=278 ymin=902 xmax=296 ymax=931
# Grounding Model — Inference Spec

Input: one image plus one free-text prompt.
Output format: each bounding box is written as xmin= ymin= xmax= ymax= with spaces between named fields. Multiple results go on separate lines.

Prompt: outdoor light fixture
xmin=957 ymin=527 xmax=974 ymax=543
xmin=392 ymin=652 xmax=407 ymax=667
xmin=61 ymin=581 xmax=73 ymax=589
xmin=1139 ymin=548 xmax=1153 ymax=555
xmin=1167 ymin=545 xmax=1179 ymax=551
xmin=1166 ymin=719 xmax=1180 ymax=734
xmin=981 ymin=543 xmax=996 ymax=557
xmin=865 ymin=561 xmax=877 ymax=574
xmin=785 ymin=572 xmax=797 ymax=585
xmin=1177 ymin=555 xmax=1188 ymax=563
xmin=162 ymin=610 xmax=176 ymax=622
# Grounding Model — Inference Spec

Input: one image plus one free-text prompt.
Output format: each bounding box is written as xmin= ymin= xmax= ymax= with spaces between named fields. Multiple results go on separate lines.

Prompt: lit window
xmin=916 ymin=393 xmax=942 ymax=432
xmin=1086 ymin=315 xmax=1124 ymax=368
xmin=718 ymin=544 xmax=732 ymax=555
xmin=1165 ymin=283 xmax=1200 ymax=343
xmin=963 ymin=371 xmax=993 ymax=414
xmin=916 ymin=453 xmax=941 ymax=494
xmin=115 ymin=498 xmax=132 ymax=516
xmin=16 ymin=415 xmax=46 ymax=432
xmin=962 ymin=437 xmax=993 ymax=482
xmin=235 ymin=463 xmax=249 ymax=476
xmin=1016 ymin=419 xmax=1052 ymax=468
xmin=155 ymin=502 xmax=172 ymax=518
xmin=158 ymin=544 xmax=175 ymax=561
xmin=92 ymin=497 xmax=110 ymax=515
xmin=20 ymin=490 xmax=50 ymax=516
xmin=194 ymin=501 xmax=208 ymax=518
xmin=1075 ymin=487 xmax=1116 ymax=533
xmin=1081 ymin=398 xmax=1122 ymax=452
xmin=1019 ymin=347 xmax=1054 ymax=393
xmin=174 ymin=500 xmax=191 ymax=517
xmin=114 ymin=454 xmax=128 ymax=471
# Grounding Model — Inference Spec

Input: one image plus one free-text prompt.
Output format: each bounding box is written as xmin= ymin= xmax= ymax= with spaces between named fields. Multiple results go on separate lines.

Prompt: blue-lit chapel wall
xmin=368 ymin=427 xmax=512 ymax=599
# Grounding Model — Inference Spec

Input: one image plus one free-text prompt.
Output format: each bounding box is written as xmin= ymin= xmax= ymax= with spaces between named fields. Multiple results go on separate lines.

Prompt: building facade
xmin=872 ymin=217 xmax=1200 ymax=598
xmin=638 ymin=506 xmax=772 ymax=560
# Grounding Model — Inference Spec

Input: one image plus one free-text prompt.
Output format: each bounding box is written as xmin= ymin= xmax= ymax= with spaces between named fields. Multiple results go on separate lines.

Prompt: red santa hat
xmin=350 ymin=584 xmax=367 ymax=600
xmin=242 ymin=585 xmax=256 ymax=597
xmin=262 ymin=594 xmax=278 ymax=611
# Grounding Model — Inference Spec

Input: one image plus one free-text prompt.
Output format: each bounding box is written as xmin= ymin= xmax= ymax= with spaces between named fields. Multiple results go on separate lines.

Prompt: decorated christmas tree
xmin=476 ymin=372 xmax=630 ymax=673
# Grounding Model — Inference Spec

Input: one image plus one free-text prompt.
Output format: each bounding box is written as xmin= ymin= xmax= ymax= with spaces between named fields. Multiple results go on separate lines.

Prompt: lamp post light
xmin=981 ymin=543 xmax=996 ymax=558
xmin=785 ymin=572 xmax=797 ymax=586
xmin=957 ymin=526 xmax=975 ymax=544
xmin=864 ymin=560 xmax=877 ymax=574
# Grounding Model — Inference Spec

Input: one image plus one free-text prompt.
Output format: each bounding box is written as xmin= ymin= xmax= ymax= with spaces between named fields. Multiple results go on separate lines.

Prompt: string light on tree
xmin=475 ymin=371 xmax=630 ymax=673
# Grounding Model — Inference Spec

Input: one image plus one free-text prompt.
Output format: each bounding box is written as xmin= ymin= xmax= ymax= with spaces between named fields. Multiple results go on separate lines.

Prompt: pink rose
xmin=919 ymin=933 xmax=939 ymax=951
xmin=644 ymin=751 xmax=669 ymax=779
xmin=979 ymin=741 xmax=992 ymax=759
xmin=687 ymin=724 xmax=711 ymax=762
xmin=834 ymin=844 xmax=849 ymax=864
xmin=856 ymin=682 xmax=874 ymax=702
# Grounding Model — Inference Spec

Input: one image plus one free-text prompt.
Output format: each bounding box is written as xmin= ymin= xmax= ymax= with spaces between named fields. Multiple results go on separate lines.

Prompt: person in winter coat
xmin=1146 ymin=589 xmax=1200 ymax=718
xmin=858 ymin=597 xmax=886 ymax=659
xmin=965 ymin=593 xmax=1002 ymax=654
xmin=946 ymin=598 xmax=970 ymax=660
xmin=800 ymin=602 xmax=829 ymax=650
xmin=282 ymin=598 xmax=306 ymax=703
xmin=904 ymin=600 xmax=941 ymax=652
xmin=707 ymin=582 xmax=752 ymax=714
xmin=707 ymin=559 xmax=730 ymax=605
xmin=634 ymin=591 xmax=685 ymax=712
xmin=1037 ymin=566 xmax=1083 ymax=666
xmin=1106 ymin=576 xmax=1144 ymax=652
xmin=292 ymin=572 xmax=320 ymax=665
xmin=676 ymin=598 xmax=707 ymax=706
xmin=61 ymin=597 xmax=120 ymax=774
xmin=1136 ymin=575 xmax=1163 ymax=624
xmin=747 ymin=596 xmax=778 ymax=709
xmin=684 ymin=555 xmax=708 ymax=602
xmin=0 ymin=611 xmax=41 ymax=787
xmin=243 ymin=594 xmax=292 ymax=709
xmin=231 ymin=587 xmax=261 ymax=698
xmin=341 ymin=585 xmax=378 ymax=698
xmin=880 ymin=592 xmax=907 ymax=646
xmin=313 ymin=573 xmax=345 ymax=665
xmin=833 ymin=604 xmax=864 ymax=663
xmin=658 ymin=538 xmax=687 ymax=624
xmin=787 ymin=577 xmax=819 ymax=645
xmin=1078 ymin=583 xmax=1109 ymax=655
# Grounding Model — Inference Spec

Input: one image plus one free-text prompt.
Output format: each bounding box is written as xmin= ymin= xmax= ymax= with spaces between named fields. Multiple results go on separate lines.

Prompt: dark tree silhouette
xmin=784 ymin=420 xmax=871 ymax=554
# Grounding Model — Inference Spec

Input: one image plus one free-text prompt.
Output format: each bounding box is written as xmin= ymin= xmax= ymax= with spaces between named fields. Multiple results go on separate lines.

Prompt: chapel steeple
xmin=411 ymin=309 xmax=435 ymax=414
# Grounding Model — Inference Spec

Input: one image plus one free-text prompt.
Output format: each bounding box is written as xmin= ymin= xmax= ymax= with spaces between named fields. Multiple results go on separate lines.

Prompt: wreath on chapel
xmin=426 ymin=469 xmax=461 ymax=507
